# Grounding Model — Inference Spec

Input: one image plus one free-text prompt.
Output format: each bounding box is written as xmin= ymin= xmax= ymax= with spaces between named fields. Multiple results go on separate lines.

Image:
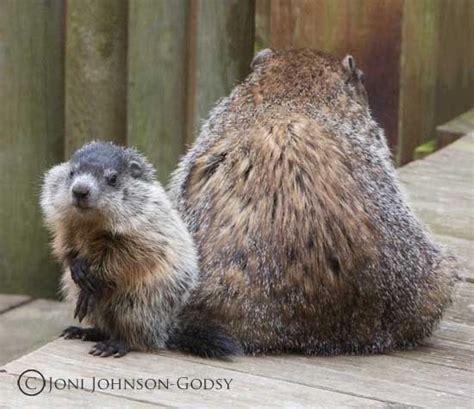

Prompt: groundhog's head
xmin=248 ymin=48 xmax=368 ymax=107
xmin=41 ymin=142 xmax=156 ymax=231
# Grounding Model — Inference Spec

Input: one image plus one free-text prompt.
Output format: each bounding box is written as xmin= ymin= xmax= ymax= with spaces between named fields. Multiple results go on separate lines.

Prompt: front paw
xmin=61 ymin=326 xmax=86 ymax=340
xmin=61 ymin=326 xmax=107 ymax=342
xmin=89 ymin=339 xmax=130 ymax=358
xmin=70 ymin=257 xmax=101 ymax=294
xmin=60 ymin=327 xmax=108 ymax=342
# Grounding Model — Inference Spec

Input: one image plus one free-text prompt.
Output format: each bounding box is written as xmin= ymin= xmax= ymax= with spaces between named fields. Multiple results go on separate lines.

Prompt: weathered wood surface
xmin=397 ymin=0 xmax=440 ymax=164
xmin=127 ymin=0 xmax=255 ymax=183
xmin=65 ymin=0 xmax=128 ymax=156
xmin=127 ymin=0 xmax=190 ymax=183
xmin=0 ymin=136 xmax=472 ymax=407
xmin=0 ymin=0 xmax=65 ymax=298
xmin=437 ymin=109 xmax=474 ymax=148
xmin=398 ymin=134 xmax=474 ymax=247
xmin=0 ymin=295 xmax=31 ymax=315
xmin=186 ymin=0 xmax=255 ymax=145
xmin=434 ymin=0 xmax=474 ymax=130
xmin=0 ymin=299 xmax=73 ymax=365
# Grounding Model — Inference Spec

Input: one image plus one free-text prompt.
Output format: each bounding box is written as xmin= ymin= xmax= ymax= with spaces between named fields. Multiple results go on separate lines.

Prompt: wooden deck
xmin=1 ymin=135 xmax=473 ymax=408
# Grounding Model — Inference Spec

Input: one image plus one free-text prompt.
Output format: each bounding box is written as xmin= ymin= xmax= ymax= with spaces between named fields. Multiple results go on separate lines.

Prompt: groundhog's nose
xmin=71 ymin=182 xmax=95 ymax=210
xmin=72 ymin=184 xmax=90 ymax=199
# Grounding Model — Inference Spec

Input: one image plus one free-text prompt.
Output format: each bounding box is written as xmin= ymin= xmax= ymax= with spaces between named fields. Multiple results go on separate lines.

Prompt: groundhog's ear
xmin=251 ymin=48 xmax=273 ymax=70
xmin=342 ymin=54 xmax=357 ymax=75
xmin=129 ymin=161 xmax=143 ymax=178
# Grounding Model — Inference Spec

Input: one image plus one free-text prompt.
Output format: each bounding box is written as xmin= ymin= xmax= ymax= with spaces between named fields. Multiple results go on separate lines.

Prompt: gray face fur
xmin=41 ymin=141 xmax=157 ymax=231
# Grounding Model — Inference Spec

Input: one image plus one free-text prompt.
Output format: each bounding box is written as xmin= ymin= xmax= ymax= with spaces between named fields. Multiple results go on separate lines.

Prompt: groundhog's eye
xmin=107 ymin=174 xmax=118 ymax=186
xmin=69 ymin=170 xmax=74 ymax=178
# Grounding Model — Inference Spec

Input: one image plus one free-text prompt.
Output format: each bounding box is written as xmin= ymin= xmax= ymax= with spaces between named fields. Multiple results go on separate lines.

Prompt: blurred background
xmin=0 ymin=0 xmax=472 ymax=301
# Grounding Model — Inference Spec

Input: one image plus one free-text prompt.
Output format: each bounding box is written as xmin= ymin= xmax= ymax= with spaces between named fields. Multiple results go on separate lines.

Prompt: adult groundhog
xmin=41 ymin=142 xmax=241 ymax=358
xmin=168 ymin=49 xmax=457 ymax=354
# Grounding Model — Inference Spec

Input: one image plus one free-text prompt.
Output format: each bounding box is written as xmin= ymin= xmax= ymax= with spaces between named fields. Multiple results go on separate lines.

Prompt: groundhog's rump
xmin=169 ymin=49 xmax=457 ymax=354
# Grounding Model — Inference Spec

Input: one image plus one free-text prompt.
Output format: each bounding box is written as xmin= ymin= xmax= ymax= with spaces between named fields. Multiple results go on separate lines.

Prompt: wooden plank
xmin=397 ymin=0 xmax=440 ymax=164
xmin=0 ymin=300 xmax=73 ymax=366
xmin=433 ymin=235 xmax=474 ymax=282
xmin=448 ymin=132 xmax=474 ymax=151
xmin=434 ymin=1 xmax=474 ymax=130
xmin=399 ymin=0 xmax=474 ymax=163
xmin=65 ymin=0 xmax=128 ymax=156
xmin=399 ymin=160 xmax=474 ymax=185
xmin=444 ymin=282 xmax=474 ymax=326
xmin=160 ymin=350 xmax=472 ymax=408
xmin=187 ymin=0 xmax=255 ymax=143
xmin=433 ymin=320 xmax=474 ymax=349
xmin=437 ymin=109 xmax=474 ymax=148
xmin=0 ymin=372 xmax=160 ymax=408
xmin=3 ymin=318 xmax=471 ymax=407
xmin=397 ymin=193 xmax=473 ymax=242
xmin=268 ymin=0 xmax=403 ymax=151
xmin=0 ymin=0 xmax=64 ymax=298
xmin=255 ymin=0 xmax=271 ymax=50
xmin=127 ymin=0 xmax=189 ymax=183
xmin=0 ymin=295 xmax=31 ymax=315
xmin=398 ymin=137 xmax=474 ymax=242
xmin=2 ymin=340 xmax=385 ymax=408
xmin=418 ymin=132 xmax=474 ymax=173
xmin=281 ymin=354 xmax=473 ymax=400
xmin=393 ymin=341 xmax=473 ymax=372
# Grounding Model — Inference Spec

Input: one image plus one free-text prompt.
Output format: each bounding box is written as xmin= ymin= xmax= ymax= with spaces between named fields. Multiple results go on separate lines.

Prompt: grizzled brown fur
xmin=169 ymin=49 xmax=457 ymax=354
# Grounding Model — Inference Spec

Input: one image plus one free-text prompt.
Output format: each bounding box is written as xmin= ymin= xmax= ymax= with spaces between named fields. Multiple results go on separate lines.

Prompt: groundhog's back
xmin=173 ymin=49 xmax=455 ymax=353
xmin=182 ymin=107 xmax=384 ymax=347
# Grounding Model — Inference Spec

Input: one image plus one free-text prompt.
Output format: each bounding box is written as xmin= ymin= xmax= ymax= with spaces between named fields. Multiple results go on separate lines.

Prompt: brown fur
xmin=53 ymin=216 xmax=170 ymax=292
xmin=169 ymin=49 xmax=456 ymax=354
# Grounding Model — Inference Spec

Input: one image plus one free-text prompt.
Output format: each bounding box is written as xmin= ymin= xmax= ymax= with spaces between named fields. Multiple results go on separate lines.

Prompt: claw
xmin=73 ymin=292 xmax=82 ymax=319
xmin=61 ymin=326 xmax=85 ymax=340
xmin=74 ymin=290 xmax=97 ymax=322
xmin=74 ymin=292 xmax=88 ymax=322
xmin=91 ymin=349 xmax=101 ymax=356
xmin=77 ymin=296 xmax=87 ymax=322
xmin=100 ymin=349 xmax=113 ymax=358
xmin=114 ymin=350 xmax=127 ymax=358
xmin=89 ymin=340 xmax=130 ymax=358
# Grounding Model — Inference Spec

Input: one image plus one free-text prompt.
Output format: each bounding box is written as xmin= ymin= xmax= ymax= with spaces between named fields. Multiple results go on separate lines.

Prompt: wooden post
xmin=127 ymin=0 xmax=189 ymax=183
xmin=0 ymin=0 xmax=64 ymax=297
xmin=434 ymin=0 xmax=474 ymax=130
xmin=128 ymin=0 xmax=255 ymax=183
xmin=65 ymin=0 xmax=128 ymax=157
xmin=187 ymin=0 xmax=256 ymax=144
xmin=255 ymin=0 xmax=271 ymax=51
xmin=398 ymin=0 xmax=440 ymax=164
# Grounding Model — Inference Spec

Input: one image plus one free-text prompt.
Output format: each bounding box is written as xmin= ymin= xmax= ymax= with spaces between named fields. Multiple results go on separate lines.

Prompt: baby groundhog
xmin=41 ymin=142 xmax=241 ymax=358
xmin=168 ymin=49 xmax=457 ymax=354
